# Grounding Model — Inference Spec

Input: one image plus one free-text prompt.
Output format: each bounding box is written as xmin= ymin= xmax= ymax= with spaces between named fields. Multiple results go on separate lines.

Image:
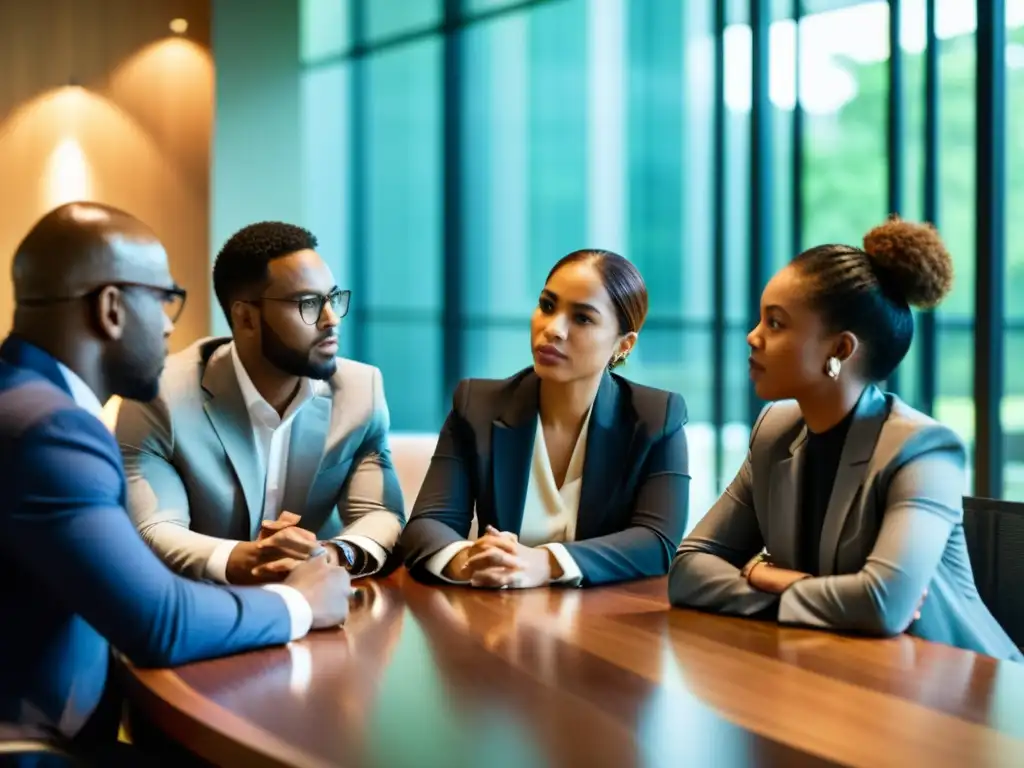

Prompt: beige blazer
xmin=115 ymin=337 xmax=405 ymax=580
xmin=669 ymin=385 xmax=1021 ymax=662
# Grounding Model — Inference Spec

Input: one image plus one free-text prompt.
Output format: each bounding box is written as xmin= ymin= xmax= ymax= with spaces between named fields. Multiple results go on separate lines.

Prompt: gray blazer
xmin=115 ymin=337 xmax=406 ymax=580
xmin=669 ymin=385 xmax=1022 ymax=662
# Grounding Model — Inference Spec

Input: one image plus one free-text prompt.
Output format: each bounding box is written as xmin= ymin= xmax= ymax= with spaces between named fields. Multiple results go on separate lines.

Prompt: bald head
xmin=10 ymin=202 xmax=179 ymax=404
xmin=13 ymin=202 xmax=174 ymax=303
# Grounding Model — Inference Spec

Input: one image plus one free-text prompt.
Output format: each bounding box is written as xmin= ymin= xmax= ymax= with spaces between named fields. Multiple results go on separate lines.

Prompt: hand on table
xmin=442 ymin=526 xmax=562 ymax=589
xmin=283 ymin=555 xmax=353 ymax=629
xmin=227 ymin=512 xmax=335 ymax=583
xmin=441 ymin=527 xmax=513 ymax=582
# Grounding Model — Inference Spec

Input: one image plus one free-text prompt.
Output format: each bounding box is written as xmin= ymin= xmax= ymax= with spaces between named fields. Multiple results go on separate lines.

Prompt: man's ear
xmin=231 ymin=301 xmax=258 ymax=336
xmin=93 ymin=286 xmax=126 ymax=341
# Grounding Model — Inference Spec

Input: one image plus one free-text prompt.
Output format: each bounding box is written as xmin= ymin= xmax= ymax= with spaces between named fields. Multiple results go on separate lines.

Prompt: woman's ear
xmin=609 ymin=331 xmax=639 ymax=369
xmin=618 ymin=331 xmax=638 ymax=359
xmin=835 ymin=331 xmax=859 ymax=363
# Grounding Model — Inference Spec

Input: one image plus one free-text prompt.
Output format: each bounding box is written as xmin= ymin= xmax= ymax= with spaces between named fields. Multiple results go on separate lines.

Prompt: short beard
xmin=111 ymin=366 xmax=161 ymax=402
xmin=107 ymin=307 xmax=164 ymax=402
xmin=260 ymin=316 xmax=337 ymax=380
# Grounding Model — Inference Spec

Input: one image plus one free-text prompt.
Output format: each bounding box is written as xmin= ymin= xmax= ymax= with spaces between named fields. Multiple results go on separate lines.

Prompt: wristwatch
xmin=331 ymin=540 xmax=360 ymax=572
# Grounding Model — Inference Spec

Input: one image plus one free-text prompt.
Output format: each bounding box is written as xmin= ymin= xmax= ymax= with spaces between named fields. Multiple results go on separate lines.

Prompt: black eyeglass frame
xmin=243 ymin=289 xmax=351 ymax=326
xmin=17 ymin=281 xmax=188 ymax=323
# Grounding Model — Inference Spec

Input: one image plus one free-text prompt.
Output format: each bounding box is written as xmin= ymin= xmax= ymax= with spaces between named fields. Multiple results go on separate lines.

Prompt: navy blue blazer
xmin=0 ymin=336 xmax=294 ymax=741
xmin=402 ymin=367 xmax=691 ymax=586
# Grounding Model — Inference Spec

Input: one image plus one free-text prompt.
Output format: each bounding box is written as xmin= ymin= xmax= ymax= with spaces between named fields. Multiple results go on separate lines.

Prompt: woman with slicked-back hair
xmin=669 ymin=217 xmax=1021 ymax=661
xmin=401 ymin=250 xmax=690 ymax=588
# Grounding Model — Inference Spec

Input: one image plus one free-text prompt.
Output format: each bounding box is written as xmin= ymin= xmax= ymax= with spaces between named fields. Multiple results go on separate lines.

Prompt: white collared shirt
xmin=55 ymin=360 xmax=312 ymax=642
xmin=204 ymin=344 xmax=387 ymax=582
xmin=425 ymin=410 xmax=588 ymax=587
xmin=56 ymin=362 xmax=105 ymax=421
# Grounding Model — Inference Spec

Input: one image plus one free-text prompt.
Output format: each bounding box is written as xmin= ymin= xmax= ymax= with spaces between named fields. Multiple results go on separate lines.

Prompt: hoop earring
xmin=826 ymin=356 xmax=842 ymax=379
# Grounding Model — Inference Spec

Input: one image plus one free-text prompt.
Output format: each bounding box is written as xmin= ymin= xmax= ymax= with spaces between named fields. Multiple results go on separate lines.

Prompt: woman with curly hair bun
xmin=669 ymin=217 xmax=1022 ymax=661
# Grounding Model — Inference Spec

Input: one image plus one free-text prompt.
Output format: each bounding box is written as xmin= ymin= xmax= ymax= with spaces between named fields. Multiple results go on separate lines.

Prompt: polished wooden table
xmin=122 ymin=571 xmax=1024 ymax=768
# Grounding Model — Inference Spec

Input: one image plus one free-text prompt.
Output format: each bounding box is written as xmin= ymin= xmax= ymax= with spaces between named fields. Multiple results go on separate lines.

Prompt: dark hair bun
xmin=862 ymin=215 xmax=954 ymax=309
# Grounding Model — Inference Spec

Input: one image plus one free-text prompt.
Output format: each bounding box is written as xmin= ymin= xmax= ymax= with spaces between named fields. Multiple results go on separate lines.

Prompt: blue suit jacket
xmin=0 ymin=336 xmax=294 ymax=740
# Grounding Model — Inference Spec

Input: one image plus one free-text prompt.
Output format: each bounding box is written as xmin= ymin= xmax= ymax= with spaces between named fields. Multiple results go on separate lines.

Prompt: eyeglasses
xmin=18 ymin=281 xmax=188 ymax=323
xmin=247 ymin=289 xmax=351 ymax=325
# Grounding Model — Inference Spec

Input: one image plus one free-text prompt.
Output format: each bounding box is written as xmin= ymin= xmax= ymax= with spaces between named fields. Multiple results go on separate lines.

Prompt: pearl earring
xmin=826 ymin=356 xmax=842 ymax=379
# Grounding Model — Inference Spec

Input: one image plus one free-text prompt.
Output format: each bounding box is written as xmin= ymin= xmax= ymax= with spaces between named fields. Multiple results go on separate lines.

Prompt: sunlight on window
xmin=725 ymin=0 xmax=1024 ymax=116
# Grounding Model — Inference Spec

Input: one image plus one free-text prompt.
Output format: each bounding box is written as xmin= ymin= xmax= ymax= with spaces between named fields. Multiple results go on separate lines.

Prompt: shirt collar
xmin=228 ymin=342 xmax=318 ymax=425
xmin=56 ymin=362 xmax=105 ymax=419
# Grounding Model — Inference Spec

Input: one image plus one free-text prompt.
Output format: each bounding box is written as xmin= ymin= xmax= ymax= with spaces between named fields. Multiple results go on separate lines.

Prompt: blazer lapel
xmin=768 ymin=428 xmax=806 ymax=569
xmin=818 ymin=385 xmax=890 ymax=575
xmin=576 ymin=372 xmax=632 ymax=541
xmin=491 ymin=372 xmax=539 ymax=535
xmin=201 ymin=348 xmax=264 ymax=538
xmin=281 ymin=395 xmax=331 ymax=524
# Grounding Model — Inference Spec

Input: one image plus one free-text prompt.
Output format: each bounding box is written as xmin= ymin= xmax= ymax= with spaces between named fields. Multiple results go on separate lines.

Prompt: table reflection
xmin=130 ymin=574 xmax=1024 ymax=768
xmin=174 ymin=577 xmax=405 ymax=764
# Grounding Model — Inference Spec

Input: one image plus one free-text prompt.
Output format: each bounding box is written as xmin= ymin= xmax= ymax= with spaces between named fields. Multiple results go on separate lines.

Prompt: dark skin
xmin=744 ymin=264 xmax=926 ymax=617
xmin=11 ymin=203 xmax=176 ymax=399
xmin=9 ymin=203 xmax=356 ymax=630
xmin=222 ymin=248 xmax=348 ymax=584
xmin=16 ymin=291 xmax=152 ymax=403
xmin=232 ymin=249 xmax=342 ymax=416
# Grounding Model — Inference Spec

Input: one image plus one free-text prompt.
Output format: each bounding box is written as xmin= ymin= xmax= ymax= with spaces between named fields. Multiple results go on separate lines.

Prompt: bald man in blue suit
xmin=0 ymin=203 xmax=353 ymax=766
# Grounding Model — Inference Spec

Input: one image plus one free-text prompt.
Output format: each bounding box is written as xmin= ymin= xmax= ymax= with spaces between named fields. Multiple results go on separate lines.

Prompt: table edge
xmin=120 ymin=659 xmax=337 ymax=768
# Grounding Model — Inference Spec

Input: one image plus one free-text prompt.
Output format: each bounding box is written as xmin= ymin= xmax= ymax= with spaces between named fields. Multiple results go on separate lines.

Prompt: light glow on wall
xmin=44 ymin=136 xmax=92 ymax=208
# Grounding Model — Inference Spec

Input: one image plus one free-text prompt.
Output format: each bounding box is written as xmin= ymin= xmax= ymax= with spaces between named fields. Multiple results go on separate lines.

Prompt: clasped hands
xmin=226 ymin=511 xmax=345 ymax=584
xmin=442 ymin=526 xmax=563 ymax=589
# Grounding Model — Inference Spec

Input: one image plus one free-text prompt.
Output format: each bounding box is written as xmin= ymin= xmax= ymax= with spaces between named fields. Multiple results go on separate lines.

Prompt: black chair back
xmin=963 ymin=495 xmax=1024 ymax=649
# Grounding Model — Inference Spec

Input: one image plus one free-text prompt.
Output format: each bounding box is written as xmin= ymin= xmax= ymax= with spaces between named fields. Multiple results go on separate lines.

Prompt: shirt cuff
xmin=261 ymin=584 xmax=313 ymax=641
xmin=205 ymin=540 xmax=238 ymax=583
xmin=333 ymin=534 xmax=387 ymax=576
xmin=424 ymin=540 xmax=474 ymax=583
xmin=541 ymin=543 xmax=583 ymax=587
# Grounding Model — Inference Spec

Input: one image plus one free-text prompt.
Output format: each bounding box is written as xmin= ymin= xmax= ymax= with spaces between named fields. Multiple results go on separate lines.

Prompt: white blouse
xmin=425 ymin=408 xmax=592 ymax=586
xmin=518 ymin=408 xmax=589 ymax=547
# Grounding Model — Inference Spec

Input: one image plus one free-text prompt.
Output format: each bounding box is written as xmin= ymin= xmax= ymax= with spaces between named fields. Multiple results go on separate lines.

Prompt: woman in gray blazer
xmin=669 ymin=216 xmax=1021 ymax=662
xmin=402 ymin=250 xmax=690 ymax=589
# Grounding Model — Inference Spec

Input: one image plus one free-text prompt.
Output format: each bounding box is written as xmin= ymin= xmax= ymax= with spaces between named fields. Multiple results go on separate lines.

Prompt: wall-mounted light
xmin=169 ymin=18 xmax=188 ymax=34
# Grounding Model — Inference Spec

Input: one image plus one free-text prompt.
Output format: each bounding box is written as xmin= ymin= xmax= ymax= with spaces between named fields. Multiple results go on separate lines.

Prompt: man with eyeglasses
xmin=115 ymin=221 xmax=405 ymax=587
xmin=0 ymin=203 xmax=353 ymax=765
